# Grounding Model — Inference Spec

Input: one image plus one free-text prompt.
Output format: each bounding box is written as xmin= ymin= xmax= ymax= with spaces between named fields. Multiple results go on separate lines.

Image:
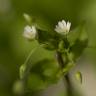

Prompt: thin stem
xmin=22 ymin=48 xmax=37 ymax=80
xmin=24 ymin=48 xmax=36 ymax=65
xmin=56 ymin=51 xmax=74 ymax=96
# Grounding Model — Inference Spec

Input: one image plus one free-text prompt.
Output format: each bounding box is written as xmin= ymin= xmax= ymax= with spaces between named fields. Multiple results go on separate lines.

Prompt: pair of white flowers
xmin=23 ymin=20 xmax=71 ymax=40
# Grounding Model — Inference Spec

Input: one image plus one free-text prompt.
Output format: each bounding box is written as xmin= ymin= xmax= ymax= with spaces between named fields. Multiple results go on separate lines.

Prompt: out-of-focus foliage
xmin=0 ymin=0 xmax=96 ymax=96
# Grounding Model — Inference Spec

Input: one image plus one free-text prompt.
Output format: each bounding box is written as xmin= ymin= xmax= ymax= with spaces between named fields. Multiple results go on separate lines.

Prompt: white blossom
xmin=55 ymin=20 xmax=71 ymax=35
xmin=23 ymin=25 xmax=37 ymax=40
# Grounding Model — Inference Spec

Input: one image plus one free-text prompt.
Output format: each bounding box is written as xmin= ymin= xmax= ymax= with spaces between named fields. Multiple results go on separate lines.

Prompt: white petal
xmin=58 ymin=22 xmax=64 ymax=29
xmin=62 ymin=20 xmax=66 ymax=27
xmin=55 ymin=20 xmax=71 ymax=35
xmin=67 ymin=22 xmax=71 ymax=32
xmin=24 ymin=25 xmax=32 ymax=33
xmin=31 ymin=26 xmax=36 ymax=33
xmin=23 ymin=25 xmax=37 ymax=40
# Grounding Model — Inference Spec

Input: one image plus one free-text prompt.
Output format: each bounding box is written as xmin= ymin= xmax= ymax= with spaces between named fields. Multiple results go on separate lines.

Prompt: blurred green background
xmin=0 ymin=0 xmax=96 ymax=96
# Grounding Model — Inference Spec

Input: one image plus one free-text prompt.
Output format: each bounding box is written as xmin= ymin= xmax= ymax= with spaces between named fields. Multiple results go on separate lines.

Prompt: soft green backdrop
xmin=0 ymin=0 xmax=96 ymax=96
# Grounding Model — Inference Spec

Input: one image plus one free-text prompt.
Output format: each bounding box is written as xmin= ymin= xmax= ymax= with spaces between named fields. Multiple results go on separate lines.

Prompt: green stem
xmin=22 ymin=48 xmax=36 ymax=81
xmin=56 ymin=51 xmax=74 ymax=96
xmin=65 ymin=74 xmax=74 ymax=96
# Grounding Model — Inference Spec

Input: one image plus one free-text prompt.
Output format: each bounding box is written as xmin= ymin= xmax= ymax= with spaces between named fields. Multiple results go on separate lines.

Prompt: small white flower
xmin=23 ymin=25 xmax=37 ymax=40
xmin=55 ymin=20 xmax=71 ymax=35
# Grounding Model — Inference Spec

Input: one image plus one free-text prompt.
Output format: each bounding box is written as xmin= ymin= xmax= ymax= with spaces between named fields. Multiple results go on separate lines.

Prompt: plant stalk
xmin=56 ymin=51 xmax=74 ymax=96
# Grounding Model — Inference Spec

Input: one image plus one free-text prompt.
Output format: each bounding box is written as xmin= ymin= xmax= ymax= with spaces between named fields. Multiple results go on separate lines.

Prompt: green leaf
xmin=67 ymin=22 xmax=87 ymax=46
xmin=70 ymin=39 xmax=88 ymax=61
xmin=68 ymin=24 xmax=88 ymax=60
xmin=30 ymin=59 xmax=59 ymax=85
xmin=75 ymin=71 xmax=82 ymax=84
xmin=67 ymin=27 xmax=82 ymax=46
xmin=26 ymin=59 xmax=59 ymax=92
xmin=27 ymin=73 xmax=47 ymax=91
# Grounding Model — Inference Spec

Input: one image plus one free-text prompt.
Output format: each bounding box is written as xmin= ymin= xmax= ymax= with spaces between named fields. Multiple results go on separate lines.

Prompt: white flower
xmin=55 ymin=20 xmax=71 ymax=35
xmin=23 ymin=25 xmax=37 ymax=40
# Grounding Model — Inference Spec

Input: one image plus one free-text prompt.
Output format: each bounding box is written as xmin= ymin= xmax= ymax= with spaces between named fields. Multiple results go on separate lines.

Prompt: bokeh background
xmin=0 ymin=0 xmax=96 ymax=96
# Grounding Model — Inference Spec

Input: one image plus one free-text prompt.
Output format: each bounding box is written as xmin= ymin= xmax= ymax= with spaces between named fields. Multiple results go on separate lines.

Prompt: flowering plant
xmin=17 ymin=13 xmax=88 ymax=96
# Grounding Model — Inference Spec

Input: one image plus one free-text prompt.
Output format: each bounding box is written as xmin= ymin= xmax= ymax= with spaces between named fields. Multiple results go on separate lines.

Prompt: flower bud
xmin=23 ymin=25 xmax=37 ymax=40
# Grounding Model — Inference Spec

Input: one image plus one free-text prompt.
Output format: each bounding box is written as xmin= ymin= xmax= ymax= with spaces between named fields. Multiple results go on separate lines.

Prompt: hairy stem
xmin=56 ymin=51 xmax=74 ymax=96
